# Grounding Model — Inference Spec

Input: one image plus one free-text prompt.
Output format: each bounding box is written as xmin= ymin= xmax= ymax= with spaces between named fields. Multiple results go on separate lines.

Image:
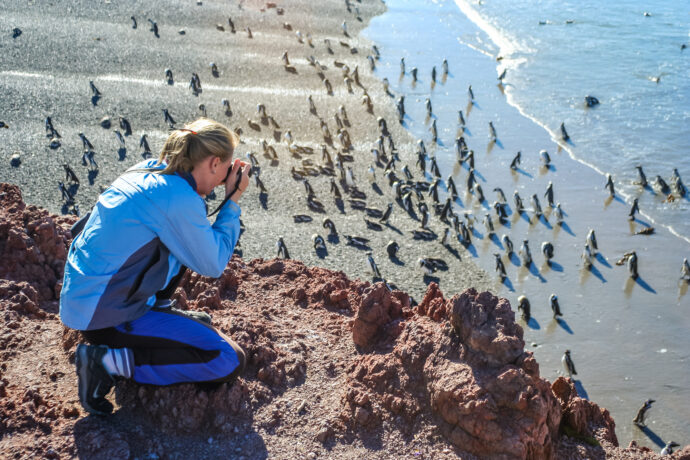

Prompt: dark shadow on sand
xmin=574 ymin=380 xmax=589 ymax=400
xmin=559 ymin=221 xmax=576 ymax=236
xmin=637 ymin=425 xmax=667 ymax=449
xmin=634 ymin=276 xmax=657 ymax=294
xmin=556 ymin=318 xmax=573 ymax=335
xmin=587 ymin=264 xmax=607 ymax=283
xmin=502 ymin=277 xmax=514 ymax=292
xmin=526 ymin=317 xmax=540 ymax=330
xmin=594 ymin=253 xmax=611 ymax=268
xmin=315 ymin=247 xmax=328 ymax=259
xmin=548 ymin=261 xmax=563 ymax=272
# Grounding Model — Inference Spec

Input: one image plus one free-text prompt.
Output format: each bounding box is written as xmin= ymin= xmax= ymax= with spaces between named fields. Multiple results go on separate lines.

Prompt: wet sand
xmin=362 ymin=0 xmax=690 ymax=449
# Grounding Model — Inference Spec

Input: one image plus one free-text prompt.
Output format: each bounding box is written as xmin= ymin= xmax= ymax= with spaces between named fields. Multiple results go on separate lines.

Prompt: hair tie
xmin=179 ymin=128 xmax=197 ymax=135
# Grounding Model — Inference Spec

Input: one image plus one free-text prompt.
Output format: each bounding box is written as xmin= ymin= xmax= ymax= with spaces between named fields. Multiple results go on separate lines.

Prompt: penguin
xmin=63 ymin=164 xmax=79 ymax=184
xmin=114 ymin=130 xmax=126 ymax=148
xmin=228 ymin=17 xmax=236 ymax=33
xmin=494 ymin=201 xmax=508 ymax=222
xmin=341 ymin=21 xmax=348 ymax=36
xmin=246 ymin=27 xmax=253 ymax=38
xmin=345 ymin=235 xmax=370 ymax=248
xmin=380 ymin=203 xmax=393 ymax=223
xmin=654 ymin=175 xmax=671 ymax=195
xmin=442 ymin=59 xmax=449 ymax=75
xmin=488 ymin=121 xmax=497 ymax=140
xmin=633 ymin=399 xmax=654 ymax=427
xmin=430 ymin=157 xmax=441 ymax=178
xmin=276 ymin=237 xmax=290 ymax=259
xmin=163 ymin=108 xmax=176 ymax=128
xmin=417 ymin=258 xmax=435 ymax=276
xmin=466 ymin=169 xmax=476 ymax=191
xmin=520 ymin=240 xmax=532 ymax=267
xmin=366 ymin=252 xmax=382 ymax=279
xmin=58 ymin=181 xmax=73 ymax=202
xmin=681 ymin=258 xmax=690 ymax=282
xmin=542 ymin=241 xmax=554 ymax=262
xmin=131 ymin=16 xmax=137 ymax=29
xmin=582 ymin=244 xmax=593 ymax=269
xmin=119 ymin=117 xmax=132 ymax=136
xmin=540 ymin=149 xmax=551 ymax=166
xmin=397 ymin=96 xmax=405 ymax=122
xmin=555 ymin=203 xmax=564 ymax=225
xmin=400 ymin=57 xmax=405 ymax=74
xmin=411 ymin=67 xmax=418 ymax=81
xmin=635 ymin=165 xmax=648 ymax=187
xmin=468 ymin=85 xmax=474 ymax=101
xmin=78 ymin=133 xmax=94 ymax=151
xmin=386 ymin=240 xmax=399 ymax=258
xmin=430 ymin=119 xmax=438 ymax=143
xmin=627 ymin=251 xmax=638 ymax=279
xmin=628 ymin=198 xmax=639 ymax=221
xmin=210 ymin=62 xmax=219 ymax=76
xmin=660 ymin=442 xmax=680 ymax=455
xmin=420 ymin=208 xmax=430 ymax=230
xmin=311 ymin=234 xmax=326 ymax=250
xmin=425 ymin=98 xmax=433 ymax=118
xmin=382 ymin=78 xmax=390 ymax=95
xmin=550 ymin=294 xmax=562 ymax=318
xmin=544 ymin=182 xmax=555 ymax=207
xmin=510 ymin=151 xmax=521 ymax=170
xmin=484 ymin=213 xmax=495 ymax=236
xmin=560 ymin=122 xmax=569 ymax=141
xmin=494 ymin=253 xmax=506 ymax=280
xmin=585 ymin=95 xmax=599 ymax=107
xmin=517 ymin=295 xmax=531 ymax=321
xmin=459 ymin=221 xmax=471 ymax=245
xmin=562 ymin=350 xmax=577 ymax=377
xmin=89 ymin=81 xmax=101 ymax=98
xmin=531 ymin=194 xmax=543 ymax=217
xmin=474 ymin=184 xmax=485 ymax=203
xmin=586 ymin=229 xmax=598 ymax=253
xmin=148 ymin=19 xmax=159 ymax=37
xmin=502 ymin=235 xmax=514 ymax=254
xmin=497 ymin=68 xmax=507 ymax=81
xmin=447 ymin=176 xmax=458 ymax=197
xmin=494 ymin=187 xmax=507 ymax=203
xmin=605 ymin=173 xmax=615 ymax=196
xmin=322 ymin=218 xmax=337 ymax=236
xmin=45 ymin=117 xmax=60 ymax=139
xmin=671 ymin=168 xmax=686 ymax=196
xmin=431 ymin=66 xmax=437 ymax=82
xmin=514 ymin=191 xmax=525 ymax=213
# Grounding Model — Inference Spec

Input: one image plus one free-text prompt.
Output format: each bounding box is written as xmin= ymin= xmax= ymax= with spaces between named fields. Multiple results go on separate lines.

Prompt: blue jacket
xmin=59 ymin=159 xmax=241 ymax=330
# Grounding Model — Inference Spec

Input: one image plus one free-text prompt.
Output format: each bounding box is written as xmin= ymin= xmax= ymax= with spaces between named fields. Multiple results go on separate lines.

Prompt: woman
xmin=60 ymin=118 xmax=250 ymax=415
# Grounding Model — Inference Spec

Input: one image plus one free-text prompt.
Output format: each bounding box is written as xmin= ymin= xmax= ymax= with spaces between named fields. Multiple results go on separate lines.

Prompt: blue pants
xmin=82 ymin=306 xmax=246 ymax=386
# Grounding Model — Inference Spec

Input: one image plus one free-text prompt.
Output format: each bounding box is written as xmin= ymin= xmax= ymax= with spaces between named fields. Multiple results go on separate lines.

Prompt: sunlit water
xmin=363 ymin=0 xmax=689 ymax=449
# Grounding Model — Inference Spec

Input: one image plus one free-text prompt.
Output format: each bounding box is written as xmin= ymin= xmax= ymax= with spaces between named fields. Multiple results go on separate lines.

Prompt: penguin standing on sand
xmin=550 ymin=294 xmax=562 ymax=318
xmin=312 ymin=234 xmax=326 ymax=250
xmin=582 ymin=244 xmax=593 ymax=269
xmin=276 ymin=237 xmax=290 ymax=259
xmin=586 ymin=229 xmax=598 ymax=253
xmin=605 ymin=174 xmax=615 ymax=196
xmin=627 ymin=251 xmax=639 ymax=279
xmin=562 ymin=350 xmax=577 ymax=377
xmin=502 ymin=235 xmax=514 ymax=255
xmin=514 ymin=191 xmax=525 ymax=213
xmin=531 ymin=194 xmax=543 ymax=218
xmin=386 ymin=240 xmax=399 ymax=259
xmin=661 ymin=442 xmax=680 ymax=455
xmin=560 ymin=122 xmax=569 ymax=141
xmin=555 ymin=203 xmax=565 ymax=225
xmin=322 ymin=218 xmax=337 ymax=237
xmin=629 ymin=198 xmax=639 ymax=221
xmin=633 ymin=399 xmax=654 ymax=427
xmin=510 ymin=151 xmax=521 ymax=170
xmin=635 ymin=165 xmax=648 ymax=187
xmin=494 ymin=253 xmax=507 ymax=280
xmin=366 ymin=252 xmax=382 ymax=279
xmin=542 ymin=241 xmax=554 ymax=263
xmin=681 ymin=258 xmax=690 ymax=282
xmin=544 ymin=181 xmax=555 ymax=207
xmin=671 ymin=168 xmax=686 ymax=196
xmin=517 ymin=295 xmax=530 ymax=321
xmin=520 ymin=240 xmax=532 ymax=267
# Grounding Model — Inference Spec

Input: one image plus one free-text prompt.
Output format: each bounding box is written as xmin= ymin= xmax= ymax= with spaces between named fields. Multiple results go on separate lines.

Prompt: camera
xmin=223 ymin=164 xmax=242 ymax=183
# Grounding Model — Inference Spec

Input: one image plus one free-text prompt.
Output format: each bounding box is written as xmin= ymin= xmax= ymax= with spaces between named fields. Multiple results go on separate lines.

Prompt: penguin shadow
xmin=586 ymin=264 xmax=607 ymax=283
xmin=546 ymin=260 xmax=563 ymax=272
xmin=452 ymin=195 xmax=464 ymax=208
xmin=489 ymin=233 xmax=502 ymax=248
xmin=327 ymin=234 xmax=340 ymax=245
xmin=461 ymin=127 xmax=472 ymax=137
xmin=498 ymin=219 xmax=511 ymax=230
xmin=558 ymin=221 xmax=575 ymax=236
xmin=508 ymin=252 xmax=521 ymax=267
xmin=473 ymin=169 xmax=487 ymax=183
xmin=573 ymin=380 xmax=589 ymax=400
xmin=442 ymin=243 xmax=461 ymax=260
xmin=389 ymin=255 xmax=405 ymax=267
xmin=258 ymin=192 xmax=268 ymax=210
xmin=384 ymin=223 xmax=403 ymax=235
xmin=518 ymin=211 xmax=532 ymax=225
xmin=514 ymin=168 xmax=533 ymax=179
xmin=87 ymin=170 xmax=99 ymax=185
xmin=269 ymin=159 xmax=279 ymax=167
xmin=594 ymin=253 xmax=611 ymax=268
xmin=334 ymin=198 xmax=345 ymax=214
xmin=636 ymin=425 xmax=666 ymax=449
xmin=272 ymin=130 xmax=282 ymax=142
xmin=435 ymin=139 xmax=446 ymax=147
xmin=527 ymin=263 xmax=547 ymax=283
xmin=556 ymin=317 xmax=574 ymax=335
xmin=537 ymin=215 xmax=553 ymax=229
xmin=422 ymin=274 xmax=441 ymax=286
xmin=371 ymin=182 xmax=383 ymax=196
xmin=167 ymin=78 xmax=174 ymax=86
xmin=463 ymin=242 xmax=478 ymax=258
xmin=471 ymin=228 xmax=483 ymax=240
xmin=522 ymin=317 xmax=540 ymax=330
xmin=117 ymin=147 xmax=127 ymax=161
xmin=633 ymin=275 xmax=656 ymax=294
xmin=501 ymin=276 xmax=515 ymax=292
xmin=315 ymin=246 xmax=328 ymax=259
xmin=91 ymin=95 xmax=100 ymax=107
xmin=68 ymin=183 xmax=80 ymax=197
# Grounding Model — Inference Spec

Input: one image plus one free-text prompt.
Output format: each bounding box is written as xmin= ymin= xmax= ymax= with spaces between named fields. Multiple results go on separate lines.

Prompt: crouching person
xmin=59 ymin=119 xmax=250 ymax=415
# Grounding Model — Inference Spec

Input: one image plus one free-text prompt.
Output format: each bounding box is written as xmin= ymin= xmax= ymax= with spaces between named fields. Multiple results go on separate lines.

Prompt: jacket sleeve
xmin=156 ymin=192 xmax=241 ymax=278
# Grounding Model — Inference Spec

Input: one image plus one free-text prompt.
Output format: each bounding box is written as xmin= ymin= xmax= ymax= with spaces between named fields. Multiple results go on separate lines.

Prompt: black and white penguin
xmin=517 ymin=295 xmax=531 ymax=321
xmin=510 ymin=151 xmax=521 ymax=170
xmin=633 ymin=399 xmax=655 ymax=427
xmin=502 ymin=235 xmax=514 ymax=255
xmin=550 ymin=294 xmax=562 ymax=318
xmin=386 ymin=240 xmax=400 ymax=258
xmin=520 ymin=240 xmax=532 ymax=267
xmin=312 ymin=234 xmax=326 ymax=250
xmin=562 ymin=350 xmax=577 ymax=377
xmin=494 ymin=253 xmax=507 ymax=280
xmin=605 ymin=173 xmax=615 ymax=196
xmin=635 ymin=165 xmax=648 ymax=187
xmin=276 ymin=237 xmax=290 ymax=259
xmin=542 ymin=241 xmax=554 ymax=263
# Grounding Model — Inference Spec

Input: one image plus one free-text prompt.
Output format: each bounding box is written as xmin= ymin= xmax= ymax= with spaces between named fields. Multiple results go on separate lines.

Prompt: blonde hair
xmin=157 ymin=118 xmax=239 ymax=174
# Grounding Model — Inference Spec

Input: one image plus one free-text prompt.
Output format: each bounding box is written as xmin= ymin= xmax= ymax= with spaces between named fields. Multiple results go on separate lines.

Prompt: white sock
xmin=101 ymin=347 xmax=133 ymax=379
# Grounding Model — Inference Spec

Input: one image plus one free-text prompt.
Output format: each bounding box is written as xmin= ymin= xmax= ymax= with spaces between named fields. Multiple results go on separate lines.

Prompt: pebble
xmin=297 ymin=399 xmax=307 ymax=414
xmin=10 ymin=152 xmax=21 ymax=167
xmin=307 ymin=453 xmax=317 ymax=459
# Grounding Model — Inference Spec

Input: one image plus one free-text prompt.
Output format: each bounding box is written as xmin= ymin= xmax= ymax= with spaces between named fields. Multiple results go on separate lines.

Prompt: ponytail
xmin=157 ymin=118 xmax=239 ymax=174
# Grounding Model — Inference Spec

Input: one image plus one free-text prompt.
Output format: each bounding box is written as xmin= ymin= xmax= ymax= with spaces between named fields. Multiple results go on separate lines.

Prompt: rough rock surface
xmin=1 ymin=184 xmax=687 ymax=459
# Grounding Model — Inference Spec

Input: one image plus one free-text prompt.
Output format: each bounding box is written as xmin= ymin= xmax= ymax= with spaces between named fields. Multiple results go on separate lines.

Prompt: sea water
xmin=363 ymin=0 xmax=689 ymax=449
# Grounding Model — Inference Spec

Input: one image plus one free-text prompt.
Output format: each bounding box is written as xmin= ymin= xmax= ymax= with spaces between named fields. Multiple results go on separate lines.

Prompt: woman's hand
xmin=224 ymin=159 xmax=251 ymax=203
